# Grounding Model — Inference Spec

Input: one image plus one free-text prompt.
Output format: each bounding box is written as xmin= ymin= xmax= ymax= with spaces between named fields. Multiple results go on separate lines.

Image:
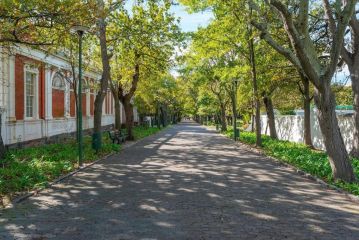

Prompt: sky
xmin=170 ymin=4 xmax=213 ymax=32
xmin=124 ymin=1 xmax=213 ymax=32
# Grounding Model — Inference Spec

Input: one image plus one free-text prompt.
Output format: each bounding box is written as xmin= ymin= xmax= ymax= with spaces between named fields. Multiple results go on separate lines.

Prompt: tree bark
xmin=93 ymin=3 xmax=110 ymax=149
xmin=263 ymin=95 xmax=277 ymax=139
xmin=123 ymin=99 xmax=134 ymax=140
xmin=248 ymin=29 xmax=262 ymax=146
xmin=220 ymin=103 xmax=227 ymax=131
xmin=300 ymin=76 xmax=314 ymax=148
xmin=110 ymin=82 xmax=121 ymax=130
xmin=349 ymin=67 xmax=359 ymax=158
xmin=114 ymin=96 xmax=122 ymax=130
xmin=303 ymin=95 xmax=313 ymax=147
xmin=0 ymin=121 xmax=5 ymax=159
xmin=314 ymin=85 xmax=356 ymax=182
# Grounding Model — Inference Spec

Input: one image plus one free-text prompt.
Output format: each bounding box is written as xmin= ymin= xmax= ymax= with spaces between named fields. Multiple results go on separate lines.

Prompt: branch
xmin=250 ymin=20 xmax=302 ymax=71
xmin=298 ymin=1 xmax=309 ymax=34
xmin=322 ymin=0 xmax=336 ymax=35
xmin=323 ymin=0 xmax=356 ymax=82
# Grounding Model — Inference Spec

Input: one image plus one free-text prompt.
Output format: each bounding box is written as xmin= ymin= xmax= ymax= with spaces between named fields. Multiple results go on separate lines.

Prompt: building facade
xmin=0 ymin=46 xmax=138 ymax=146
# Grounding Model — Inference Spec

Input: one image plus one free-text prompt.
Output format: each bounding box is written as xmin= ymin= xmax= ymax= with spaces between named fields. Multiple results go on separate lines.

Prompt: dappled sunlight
xmin=1 ymin=122 xmax=359 ymax=239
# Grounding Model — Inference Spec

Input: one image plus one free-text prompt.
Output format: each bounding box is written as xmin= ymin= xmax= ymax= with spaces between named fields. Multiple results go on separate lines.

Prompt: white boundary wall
xmin=260 ymin=112 xmax=354 ymax=152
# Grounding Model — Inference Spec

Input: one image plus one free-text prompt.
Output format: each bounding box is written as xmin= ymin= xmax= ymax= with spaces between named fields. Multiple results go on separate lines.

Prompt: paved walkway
xmin=1 ymin=122 xmax=359 ymax=240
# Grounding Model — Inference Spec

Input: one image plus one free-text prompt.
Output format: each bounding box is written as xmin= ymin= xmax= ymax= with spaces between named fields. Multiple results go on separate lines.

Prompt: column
xmin=7 ymin=54 xmax=16 ymax=121
xmin=64 ymin=75 xmax=70 ymax=117
xmin=44 ymin=66 xmax=53 ymax=120
xmin=86 ymin=89 xmax=90 ymax=117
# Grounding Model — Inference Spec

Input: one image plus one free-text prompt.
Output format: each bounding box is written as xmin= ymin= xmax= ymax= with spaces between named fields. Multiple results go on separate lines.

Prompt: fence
xmin=260 ymin=111 xmax=354 ymax=152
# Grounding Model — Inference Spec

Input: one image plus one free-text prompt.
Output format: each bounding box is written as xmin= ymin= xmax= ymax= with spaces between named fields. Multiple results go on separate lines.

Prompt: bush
xmin=224 ymin=130 xmax=359 ymax=196
xmin=0 ymin=126 xmax=162 ymax=199
xmin=133 ymin=126 xmax=162 ymax=139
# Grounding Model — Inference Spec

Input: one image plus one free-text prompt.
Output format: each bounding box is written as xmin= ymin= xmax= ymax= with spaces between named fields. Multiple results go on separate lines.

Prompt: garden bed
xmin=0 ymin=126 xmax=163 ymax=207
xmin=223 ymin=129 xmax=359 ymax=197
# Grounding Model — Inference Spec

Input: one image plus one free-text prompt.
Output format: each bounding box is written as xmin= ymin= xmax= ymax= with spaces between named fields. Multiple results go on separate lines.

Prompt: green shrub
xmin=0 ymin=126 xmax=162 ymax=198
xmin=133 ymin=126 xmax=162 ymax=139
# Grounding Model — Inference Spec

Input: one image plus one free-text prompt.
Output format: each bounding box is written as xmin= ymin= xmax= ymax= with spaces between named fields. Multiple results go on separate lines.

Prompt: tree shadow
xmin=1 ymin=122 xmax=359 ymax=240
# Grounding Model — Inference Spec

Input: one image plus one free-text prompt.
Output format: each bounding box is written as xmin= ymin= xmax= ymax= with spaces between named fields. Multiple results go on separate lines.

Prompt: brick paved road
xmin=1 ymin=122 xmax=359 ymax=240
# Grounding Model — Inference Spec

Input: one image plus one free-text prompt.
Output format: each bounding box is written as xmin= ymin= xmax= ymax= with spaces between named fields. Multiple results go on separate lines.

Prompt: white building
xmin=0 ymin=46 xmax=138 ymax=146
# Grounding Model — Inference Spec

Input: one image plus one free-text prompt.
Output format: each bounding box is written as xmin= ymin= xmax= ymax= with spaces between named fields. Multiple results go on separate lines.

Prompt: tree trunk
xmin=349 ymin=66 xmax=359 ymax=158
xmin=249 ymin=31 xmax=262 ymax=146
xmin=93 ymin=95 xmax=104 ymax=131
xmin=220 ymin=103 xmax=227 ymax=131
xmin=0 ymin=112 xmax=5 ymax=159
xmin=302 ymin=77 xmax=313 ymax=148
xmin=314 ymin=85 xmax=356 ymax=182
xmin=123 ymin=99 xmax=134 ymax=140
xmin=114 ymin=98 xmax=122 ymax=130
xmin=110 ymin=84 xmax=121 ymax=130
xmin=263 ymin=95 xmax=277 ymax=139
xmin=93 ymin=8 xmax=110 ymax=150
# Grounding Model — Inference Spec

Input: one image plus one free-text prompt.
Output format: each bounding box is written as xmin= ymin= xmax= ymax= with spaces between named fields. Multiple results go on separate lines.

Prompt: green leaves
xmin=0 ymin=135 xmax=118 ymax=197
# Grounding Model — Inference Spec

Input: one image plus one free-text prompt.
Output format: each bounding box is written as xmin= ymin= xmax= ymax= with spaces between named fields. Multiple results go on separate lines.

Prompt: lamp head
xmin=70 ymin=25 xmax=89 ymax=35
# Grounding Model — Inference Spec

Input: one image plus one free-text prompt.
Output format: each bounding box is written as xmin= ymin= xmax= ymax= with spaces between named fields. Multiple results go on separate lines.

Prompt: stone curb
xmin=234 ymin=141 xmax=359 ymax=204
xmin=204 ymin=125 xmax=359 ymax=204
xmin=4 ymin=126 xmax=171 ymax=209
xmin=4 ymin=152 xmax=116 ymax=209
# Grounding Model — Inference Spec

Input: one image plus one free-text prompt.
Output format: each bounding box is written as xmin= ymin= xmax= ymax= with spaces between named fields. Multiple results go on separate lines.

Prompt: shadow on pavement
xmin=1 ymin=122 xmax=359 ymax=239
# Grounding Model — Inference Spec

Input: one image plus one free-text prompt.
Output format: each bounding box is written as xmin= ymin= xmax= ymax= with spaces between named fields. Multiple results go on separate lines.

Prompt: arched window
xmin=52 ymin=73 xmax=65 ymax=90
xmin=52 ymin=72 xmax=66 ymax=118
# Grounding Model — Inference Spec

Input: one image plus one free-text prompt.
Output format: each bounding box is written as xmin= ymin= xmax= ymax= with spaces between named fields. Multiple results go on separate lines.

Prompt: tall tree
xmin=109 ymin=0 xmax=181 ymax=139
xmin=92 ymin=0 xmax=120 ymax=150
xmin=0 ymin=0 xmax=87 ymax=46
xmin=340 ymin=5 xmax=359 ymax=158
xmin=250 ymin=0 xmax=356 ymax=182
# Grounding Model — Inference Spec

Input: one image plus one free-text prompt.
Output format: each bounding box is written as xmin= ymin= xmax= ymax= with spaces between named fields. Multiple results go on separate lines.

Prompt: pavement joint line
xmin=203 ymin=125 xmax=359 ymax=204
xmin=4 ymin=126 xmax=172 ymax=209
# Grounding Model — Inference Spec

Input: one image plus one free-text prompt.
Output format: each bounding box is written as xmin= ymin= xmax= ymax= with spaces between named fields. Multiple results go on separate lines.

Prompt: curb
xmin=204 ymin=125 xmax=359 ymax=204
xmin=5 ymin=152 xmax=116 ymax=209
xmin=235 ymin=142 xmax=359 ymax=204
xmin=4 ymin=126 xmax=172 ymax=209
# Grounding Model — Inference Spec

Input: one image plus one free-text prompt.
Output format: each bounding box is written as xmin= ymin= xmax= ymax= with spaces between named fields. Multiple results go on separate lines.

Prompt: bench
xmin=108 ymin=130 xmax=126 ymax=144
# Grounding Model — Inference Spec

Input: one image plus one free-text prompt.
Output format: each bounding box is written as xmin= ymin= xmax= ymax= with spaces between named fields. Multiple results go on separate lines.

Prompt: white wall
xmin=4 ymin=115 xmax=115 ymax=145
xmin=260 ymin=112 xmax=354 ymax=152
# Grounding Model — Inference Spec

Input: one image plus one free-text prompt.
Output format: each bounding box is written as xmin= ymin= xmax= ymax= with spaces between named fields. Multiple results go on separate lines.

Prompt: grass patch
xmin=133 ymin=126 xmax=163 ymax=140
xmin=0 ymin=126 xmax=164 ymax=199
xmin=223 ymin=129 xmax=359 ymax=196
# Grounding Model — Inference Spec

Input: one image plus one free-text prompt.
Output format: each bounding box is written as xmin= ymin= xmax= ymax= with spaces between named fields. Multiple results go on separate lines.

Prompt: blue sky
xmin=124 ymin=1 xmax=213 ymax=32
xmin=170 ymin=4 xmax=213 ymax=32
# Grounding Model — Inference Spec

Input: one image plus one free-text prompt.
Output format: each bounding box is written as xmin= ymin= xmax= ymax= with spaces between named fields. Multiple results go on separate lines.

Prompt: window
xmin=25 ymin=71 xmax=37 ymax=118
xmin=52 ymin=73 xmax=65 ymax=90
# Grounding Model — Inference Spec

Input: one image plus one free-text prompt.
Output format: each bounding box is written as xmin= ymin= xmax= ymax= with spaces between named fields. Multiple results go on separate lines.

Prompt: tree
xmin=250 ymin=0 xmax=356 ymax=182
xmin=0 ymin=0 xmax=86 ymax=46
xmin=91 ymin=0 xmax=122 ymax=150
xmin=180 ymin=0 xmax=356 ymax=181
xmin=340 ymin=5 xmax=359 ymax=157
xmin=108 ymin=0 xmax=181 ymax=139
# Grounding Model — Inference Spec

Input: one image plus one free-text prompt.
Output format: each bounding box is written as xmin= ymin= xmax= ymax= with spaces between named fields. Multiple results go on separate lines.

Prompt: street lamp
xmin=71 ymin=25 xmax=88 ymax=167
xmin=232 ymin=78 xmax=239 ymax=141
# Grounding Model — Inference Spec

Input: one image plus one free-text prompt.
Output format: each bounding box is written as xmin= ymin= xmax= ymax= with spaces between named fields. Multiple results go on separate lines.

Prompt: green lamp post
xmin=233 ymin=78 xmax=239 ymax=141
xmin=71 ymin=25 xmax=88 ymax=167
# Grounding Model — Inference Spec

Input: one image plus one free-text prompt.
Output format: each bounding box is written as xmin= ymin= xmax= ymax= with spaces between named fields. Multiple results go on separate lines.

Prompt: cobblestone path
xmin=1 ymin=122 xmax=359 ymax=239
